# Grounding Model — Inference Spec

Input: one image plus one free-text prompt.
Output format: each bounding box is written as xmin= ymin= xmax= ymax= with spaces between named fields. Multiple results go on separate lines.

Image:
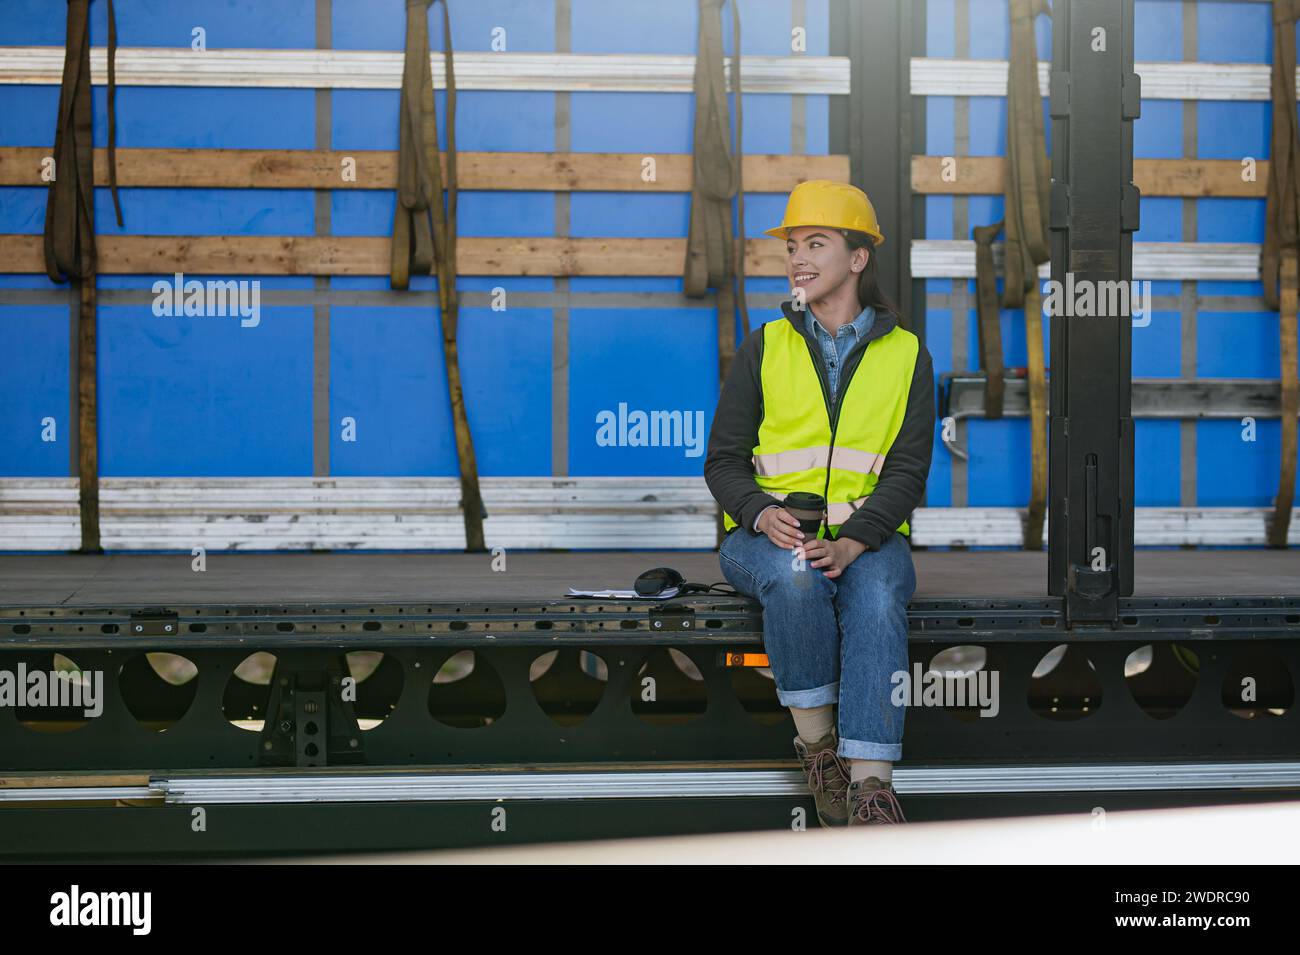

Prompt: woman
xmin=704 ymin=179 xmax=935 ymax=828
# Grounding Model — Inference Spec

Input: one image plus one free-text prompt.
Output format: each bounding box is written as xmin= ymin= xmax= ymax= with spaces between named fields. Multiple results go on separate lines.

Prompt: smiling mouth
xmin=793 ymin=272 xmax=819 ymax=285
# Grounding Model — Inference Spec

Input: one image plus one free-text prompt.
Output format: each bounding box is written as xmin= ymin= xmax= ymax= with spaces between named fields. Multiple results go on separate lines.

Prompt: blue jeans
xmin=718 ymin=527 xmax=916 ymax=761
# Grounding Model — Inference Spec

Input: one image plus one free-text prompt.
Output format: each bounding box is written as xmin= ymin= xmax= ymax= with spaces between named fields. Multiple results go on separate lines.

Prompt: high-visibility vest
xmin=722 ymin=315 xmax=920 ymax=539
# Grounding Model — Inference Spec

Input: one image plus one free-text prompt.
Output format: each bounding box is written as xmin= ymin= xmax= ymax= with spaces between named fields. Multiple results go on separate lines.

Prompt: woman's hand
xmin=756 ymin=506 xmax=805 ymax=549
xmin=799 ymin=536 xmax=867 ymax=579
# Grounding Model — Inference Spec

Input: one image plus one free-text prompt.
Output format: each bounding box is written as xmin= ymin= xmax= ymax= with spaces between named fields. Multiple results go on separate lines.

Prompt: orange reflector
xmin=721 ymin=652 xmax=770 ymax=668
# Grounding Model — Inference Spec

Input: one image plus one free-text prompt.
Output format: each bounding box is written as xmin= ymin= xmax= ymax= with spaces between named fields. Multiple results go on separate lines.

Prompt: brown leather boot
xmin=846 ymin=777 xmax=908 ymax=826
xmin=792 ymin=732 xmax=851 ymax=828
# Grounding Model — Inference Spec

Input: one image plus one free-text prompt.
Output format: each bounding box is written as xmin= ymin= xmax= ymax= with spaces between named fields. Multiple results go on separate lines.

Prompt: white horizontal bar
xmin=150 ymin=760 xmax=1300 ymax=803
xmin=0 ymin=49 xmax=1284 ymax=102
xmin=911 ymin=57 xmax=1278 ymax=101
xmin=0 ymin=47 xmax=848 ymax=94
xmin=7 ymin=760 xmax=1299 ymax=806
xmin=912 ymin=240 xmax=1263 ymax=281
xmin=913 ymin=506 xmax=1300 ymax=547
xmin=2 ymin=478 xmax=1297 ymax=549
xmin=0 ymin=786 xmax=155 ymax=803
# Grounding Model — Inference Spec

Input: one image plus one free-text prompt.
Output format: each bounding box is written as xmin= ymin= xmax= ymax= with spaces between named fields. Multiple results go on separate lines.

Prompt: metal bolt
xmin=349 ymin=739 xmax=359 ymax=748
xmin=279 ymin=720 xmax=291 ymax=732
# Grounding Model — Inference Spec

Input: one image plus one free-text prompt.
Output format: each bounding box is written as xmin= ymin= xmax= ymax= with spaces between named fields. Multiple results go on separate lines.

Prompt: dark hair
xmin=838 ymin=229 xmax=901 ymax=321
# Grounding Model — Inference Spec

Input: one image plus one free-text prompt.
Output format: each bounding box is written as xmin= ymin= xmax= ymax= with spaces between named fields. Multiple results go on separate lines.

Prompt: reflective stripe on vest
xmin=722 ymin=314 xmax=918 ymax=538
xmin=752 ymin=446 xmax=885 ymax=478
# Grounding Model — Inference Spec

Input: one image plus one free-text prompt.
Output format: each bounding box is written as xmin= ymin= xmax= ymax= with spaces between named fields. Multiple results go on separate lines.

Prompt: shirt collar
xmin=806 ymin=303 xmax=876 ymax=340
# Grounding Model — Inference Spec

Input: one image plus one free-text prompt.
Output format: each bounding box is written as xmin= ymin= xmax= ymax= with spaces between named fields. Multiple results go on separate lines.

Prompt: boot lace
xmin=851 ymin=783 xmax=907 ymax=824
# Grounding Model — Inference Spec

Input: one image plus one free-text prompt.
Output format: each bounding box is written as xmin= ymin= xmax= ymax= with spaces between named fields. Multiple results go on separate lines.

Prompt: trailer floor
xmin=2 ymin=548 xmax=1298 ymax=604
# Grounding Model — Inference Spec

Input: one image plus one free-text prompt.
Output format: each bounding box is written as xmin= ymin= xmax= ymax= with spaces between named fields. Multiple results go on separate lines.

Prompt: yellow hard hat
xmin=765 ymin=179 xmax=884 ymax=246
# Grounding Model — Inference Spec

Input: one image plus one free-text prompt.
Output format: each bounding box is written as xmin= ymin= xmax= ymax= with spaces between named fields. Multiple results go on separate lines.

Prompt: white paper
xmin=565 ymin=587 xmax=680 ymax=599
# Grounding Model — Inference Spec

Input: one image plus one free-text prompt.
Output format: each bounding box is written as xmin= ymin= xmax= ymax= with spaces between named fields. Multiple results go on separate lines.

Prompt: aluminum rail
xmin=9 ymin=761 xmax=1298 ymax=805
xmin=152 ymin=762 xmax=1300 ymax=801
xmin=0 ymin=785 xmax=155 ymax=803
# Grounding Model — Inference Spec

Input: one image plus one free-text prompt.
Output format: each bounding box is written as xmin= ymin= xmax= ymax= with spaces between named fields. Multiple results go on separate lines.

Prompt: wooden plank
xmin=7 ymin=147 xmax=1262 ymax=198
xmin=10 ymin=147 xmax=1267 ymax=197
xmin=910 ymin=155 xmax=1003 ymax=194
xmin=1 ymin=234 xmax=1269 ymax=279
xmin=0 ymin=147 xmax=848 ymax=191
xmin=0 ymin=774 xmax=152 ymax=788
xmin=0 ymin=234 xmax=789 ymax=276
xmin=912 ymin=155 xmax=1268 ymax=197
xmin=1137 ymin=158 xmax=1268 ymax=197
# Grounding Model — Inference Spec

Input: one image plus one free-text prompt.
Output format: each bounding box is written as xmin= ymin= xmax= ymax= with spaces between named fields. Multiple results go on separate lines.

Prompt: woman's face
xmin=785 ymin=225 xmax=868 ymax=305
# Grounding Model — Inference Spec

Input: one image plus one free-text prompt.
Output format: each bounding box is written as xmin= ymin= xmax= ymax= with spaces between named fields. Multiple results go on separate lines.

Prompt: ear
xmin=854 ymin=247 xmax=869 ymax=273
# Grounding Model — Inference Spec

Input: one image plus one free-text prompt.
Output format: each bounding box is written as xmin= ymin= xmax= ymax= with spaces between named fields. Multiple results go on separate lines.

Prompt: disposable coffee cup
xmin=782 ymin=492 xmax=825 ymax=536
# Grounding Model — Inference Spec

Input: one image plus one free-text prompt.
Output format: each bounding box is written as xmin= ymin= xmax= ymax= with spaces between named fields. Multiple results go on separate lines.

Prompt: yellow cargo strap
xmin=43 ymin=0 xmax=122 ymax=554
xmin=1262 ymin=0 xmax=1300 ymax=548
xmin=391 ymin=0 xmax=486 ymax=551
xmin=971 ymin=0 xmax=1051 ymax=549
xmin=685 ymin=0 xmax=751 ymax=389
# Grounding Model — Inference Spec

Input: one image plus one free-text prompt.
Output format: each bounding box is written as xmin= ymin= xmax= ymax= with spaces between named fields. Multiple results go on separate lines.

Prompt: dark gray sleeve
xmin=834 ymin=341 xmax=936 ymax=551
xmin=704 ymin=328 xmax=785 ymax=535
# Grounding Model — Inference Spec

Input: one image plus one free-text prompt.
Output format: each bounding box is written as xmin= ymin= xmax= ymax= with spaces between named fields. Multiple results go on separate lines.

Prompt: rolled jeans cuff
xmin=775 ymin=680 xmax=839 ymax=709
xmin=837 ymin=738 xmax=903 ymax=761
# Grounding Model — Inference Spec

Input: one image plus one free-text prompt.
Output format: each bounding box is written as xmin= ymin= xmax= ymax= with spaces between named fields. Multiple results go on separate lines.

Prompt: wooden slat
xmin=910 ymin=155 xmax=1002 ymax=194
xmin=912 ymin=155 xmax=1269 ymax=197
xmin=0 ymin=234 xmax=789 ymax=276
xmin=1136 ymin=159 xmax=1268 ymax=198
xmin=0 ymin=147 xmax=848 ymax=192
xmin=0 ymin=774 xmax=151 ymax=789
xmin=4 ymin=147 xmax=1266 ymax=197
xmin=4 ymin=234 xmax=1268 ymax=279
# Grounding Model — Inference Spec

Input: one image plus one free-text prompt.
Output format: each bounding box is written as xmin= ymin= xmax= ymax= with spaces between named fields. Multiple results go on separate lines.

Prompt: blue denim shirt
xmin=752 ymin=303 xmax=877 ymax=531
xmin=806 ymin=303 xmax=876 ymax=401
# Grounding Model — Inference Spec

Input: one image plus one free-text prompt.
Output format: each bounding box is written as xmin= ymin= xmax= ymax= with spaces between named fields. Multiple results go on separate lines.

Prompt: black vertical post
xmin=1048 ymin=0 xmax=1139 ymax=618
xmin=833 ymin=0 xmax=917 ymax=338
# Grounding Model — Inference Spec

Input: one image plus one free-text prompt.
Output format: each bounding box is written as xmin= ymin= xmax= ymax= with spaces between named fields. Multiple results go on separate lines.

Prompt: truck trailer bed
xmin=3 ymin=548 xmax=1297 ymax=604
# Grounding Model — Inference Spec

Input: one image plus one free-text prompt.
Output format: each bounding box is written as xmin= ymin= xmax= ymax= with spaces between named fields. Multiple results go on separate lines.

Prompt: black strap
xmin=677 ymin=581 xmax=741 ymax=596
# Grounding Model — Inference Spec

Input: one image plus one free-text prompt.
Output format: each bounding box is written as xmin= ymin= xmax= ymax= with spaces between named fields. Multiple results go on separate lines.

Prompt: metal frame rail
xmin=1 ymin=596 xmax=1296 ymax=770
